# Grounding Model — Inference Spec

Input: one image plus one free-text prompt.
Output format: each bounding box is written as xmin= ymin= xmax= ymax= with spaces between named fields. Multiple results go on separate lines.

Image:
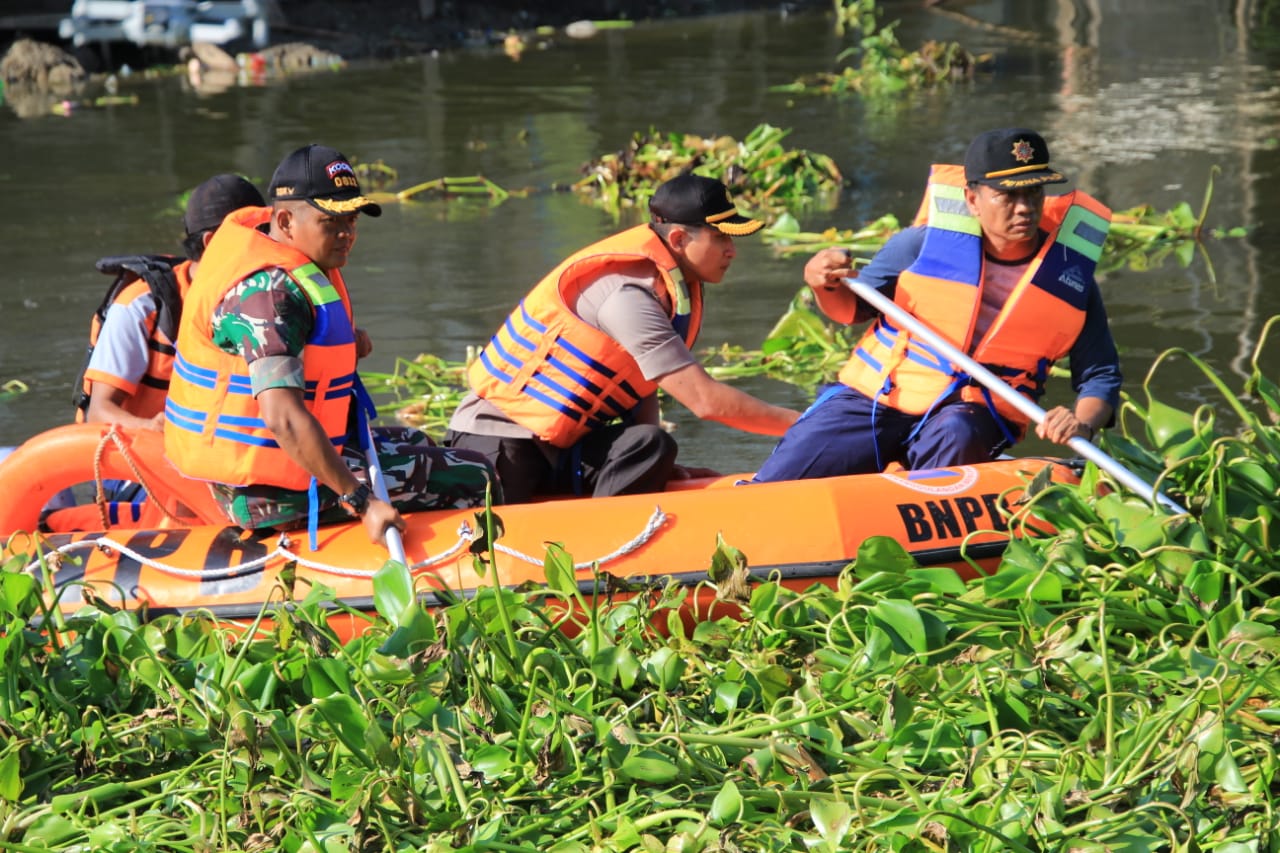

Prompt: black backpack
xmin=72 ymin=255 xmax=184 ymax=415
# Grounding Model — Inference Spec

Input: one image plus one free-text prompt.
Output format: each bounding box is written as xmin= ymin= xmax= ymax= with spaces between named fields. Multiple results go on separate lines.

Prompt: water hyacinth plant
xmin=2 ymin=324 xmax=1279 ymax=850
xmin=573 ymin=124 xmax=844 ymax=220
xmin=772 ymin=0 xmax=986 ymax=98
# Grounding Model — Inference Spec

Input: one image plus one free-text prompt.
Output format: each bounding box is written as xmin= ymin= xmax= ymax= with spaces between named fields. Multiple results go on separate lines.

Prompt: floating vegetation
xmin=773 ymin=0 xmax=986 ymax=98
xmin=574 ymin=123 xmax=844 ymax=219
xmin=762 ymin=171 xmax=1247 ymax=277
xmin=703 ymin=288 xmax=851 ymax=389
xmin=1105 ymin=166 xmax=1248 ymax=281
xmin=3 ymin=329 xmax=1279 ymax=849
xmin=362 ymin=353 xmax=471 ymax=436
xmin=761 ymin=210 xmax=902 ymax=257
xmin=354 ymin=160 xmax=528 ymax=207
xmin=0 ymin=379 xmax=29 ymax=403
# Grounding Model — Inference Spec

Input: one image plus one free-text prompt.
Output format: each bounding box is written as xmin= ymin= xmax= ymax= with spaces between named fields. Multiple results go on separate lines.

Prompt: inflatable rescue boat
xmin=0 ymin=424 xmax=1078 ymax=638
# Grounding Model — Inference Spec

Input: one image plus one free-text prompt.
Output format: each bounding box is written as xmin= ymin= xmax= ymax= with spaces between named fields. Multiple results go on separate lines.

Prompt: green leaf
xmin=708 ymin=779 xmax=743 ymax=827
xmin=543 ymin=543 xmax=578 ymax=598
xmin=372 ymin=558 xmax=415 ymax=627
xmin=617 ymin=748 xmax=680 ymax=784
xmin=869 ymin=599 xmax=927 ymax=653
xmin=313 ymin=694 xmax=373 ymax=768
xmin=851 ymin=535 xmax=919 ymax=579
xmin=0 ymin=749 xmax=21 ymax=802
xmin=811 ymin=797 xmax=853 ymax=850
xmin=304 ymin=658 xmax=353 ymax=699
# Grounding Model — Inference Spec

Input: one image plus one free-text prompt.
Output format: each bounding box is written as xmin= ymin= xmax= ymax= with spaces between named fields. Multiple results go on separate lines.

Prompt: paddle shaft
xmin=363 ymin=425 xmax=409 ymax=565
xmin=845 ymin=277 xmax=1186 ymax=514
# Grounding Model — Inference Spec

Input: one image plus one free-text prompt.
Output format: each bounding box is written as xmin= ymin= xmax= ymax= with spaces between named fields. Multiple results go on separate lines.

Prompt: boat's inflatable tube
xmin=0 ymin=423 xmax=225 ymax=534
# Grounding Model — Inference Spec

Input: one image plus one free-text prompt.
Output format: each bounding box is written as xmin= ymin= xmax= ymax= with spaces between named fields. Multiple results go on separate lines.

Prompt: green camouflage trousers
xmin=212 ymin=426 xmax=500 ymax=530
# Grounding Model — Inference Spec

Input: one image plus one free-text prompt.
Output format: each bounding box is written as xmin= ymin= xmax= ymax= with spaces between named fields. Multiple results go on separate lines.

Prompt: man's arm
xmin=588 ymin=278 xmax=801 ymax=436
xmin=82 ymin=293 xmax=158 ymax=428
xmin=1037 ymin=282 xmax=1122 ymax=446
xmin=803 ymin=227 xmax=924 ymax=324
xmin=85 ymin=383 xmax=164 ymax=431
xmin=214 ymin=269 xmax=403 ymax=543
xmin=255 ymin=386 xmax=404 ymax=544
xmin=656 ymin=362 xmax=799 ymax=436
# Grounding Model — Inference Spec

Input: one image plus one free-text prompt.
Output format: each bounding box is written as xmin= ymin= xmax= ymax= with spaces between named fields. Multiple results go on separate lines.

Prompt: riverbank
xmin=2 ymin=0 xmax=823 ymax=69
xmin=278 ymin=0 xmax=821 ymax=62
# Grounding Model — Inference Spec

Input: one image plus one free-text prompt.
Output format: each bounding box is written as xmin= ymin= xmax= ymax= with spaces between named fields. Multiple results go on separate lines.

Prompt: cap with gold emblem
xmin=648 ymin=173 xmax=762 ymax=236
xmin=268 ymin=144 xmax=382 ymax=217
xmin=963 ymin=128 xmax=1067 ymax=190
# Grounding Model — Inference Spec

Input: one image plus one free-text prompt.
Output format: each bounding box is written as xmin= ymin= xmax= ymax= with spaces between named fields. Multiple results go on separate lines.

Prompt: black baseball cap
xmin=268 ymin=144 xmax=382 ymax=217
xmin=183 ymin=173 xmax=264 ymax=235
xmin=964 ymin=128 xmax=1067 ymax=190
xmin=649 ymin=174 xmax=762 ymax=236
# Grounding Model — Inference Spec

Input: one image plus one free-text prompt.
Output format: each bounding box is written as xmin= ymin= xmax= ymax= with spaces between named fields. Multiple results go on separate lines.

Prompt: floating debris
xmin=0 ymin=379 xmax=29 ymax=403
xmin=351 ymin=160 xmax=528 ymax=208
xmin=773 ymin=0 xmax=986 ymax=98
xmin=574 ymin=123 xmax=844 ymax=220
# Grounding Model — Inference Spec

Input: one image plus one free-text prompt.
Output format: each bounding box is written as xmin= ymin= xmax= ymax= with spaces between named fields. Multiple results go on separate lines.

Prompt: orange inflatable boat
xmin=0 ymin=424 xmax=1078 ymax=638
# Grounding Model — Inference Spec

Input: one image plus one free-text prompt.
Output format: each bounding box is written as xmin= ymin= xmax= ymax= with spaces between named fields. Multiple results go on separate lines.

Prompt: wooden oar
xmin=845 ymin=277 xmax=1186 ymax=514
xmin=363 ymin=424 xmax=409 ymax=565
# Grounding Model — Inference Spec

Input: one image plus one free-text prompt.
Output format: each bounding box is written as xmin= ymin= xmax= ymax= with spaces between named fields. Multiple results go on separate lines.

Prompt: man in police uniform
xmin=446 ymin=174 xmax=800 ymax=503
xmin=754 ymin=127 xmax=1121 ymax=482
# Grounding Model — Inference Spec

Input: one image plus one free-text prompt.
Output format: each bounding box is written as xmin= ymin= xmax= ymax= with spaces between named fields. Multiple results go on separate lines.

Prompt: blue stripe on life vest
xmin=479 ymin=349 xmax=515 ymax=384
xmin=517 ymin=301 xmax=548 ymax=335
xmin=310 ymin=300 xmax=356 ymax=347
xmin=173 ymin=352 xmax=218 ymax=388
xmin=488 ymin=333 xmax=525 ymax=372
xmin=503 ymin=314 xmax=538 ymax=354
xmin=852 ymin=345 xmax=882 ymax=372
xmin=556 ymin=335 xmax=618 ymax=380
xmin=528 ymin=369 xmax=595 ymax=414
xmin=908 ymin=229 xmax=982 ymax=287
xmin=165 ymin=398 xmax=209 ymax=431
xmin=212 ymin=427 xmax=280 ymax=448
xmin=216 ymin=413 xmax=269 ymax=429
xmin=227 ymin=374 xmax=254 ymax=395
xmin=523 ymin=383 xmax=602 ymax=429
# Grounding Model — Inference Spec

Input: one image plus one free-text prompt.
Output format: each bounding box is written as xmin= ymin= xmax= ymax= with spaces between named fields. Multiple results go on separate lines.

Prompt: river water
xmin=2 ymin=0 xmax=1277 ymax=475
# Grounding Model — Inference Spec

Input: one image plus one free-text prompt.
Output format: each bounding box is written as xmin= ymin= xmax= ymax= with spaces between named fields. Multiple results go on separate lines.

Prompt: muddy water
xmin=2 ymin=0 xmax=1278 ymax=475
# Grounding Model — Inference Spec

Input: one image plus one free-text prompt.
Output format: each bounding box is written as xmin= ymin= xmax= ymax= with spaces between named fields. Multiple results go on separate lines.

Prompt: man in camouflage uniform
xmin=167 ymin=144 xmax=497 ymax=541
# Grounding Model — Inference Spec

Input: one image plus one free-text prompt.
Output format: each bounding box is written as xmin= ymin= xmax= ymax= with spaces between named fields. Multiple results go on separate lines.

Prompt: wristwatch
xmin=341 ymin=483 xmax=372 ymax=516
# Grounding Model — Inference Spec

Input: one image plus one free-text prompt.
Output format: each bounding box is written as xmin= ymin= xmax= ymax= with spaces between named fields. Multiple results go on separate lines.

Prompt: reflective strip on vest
xmin=1056 ymin=205 xmax=1109 ymax=262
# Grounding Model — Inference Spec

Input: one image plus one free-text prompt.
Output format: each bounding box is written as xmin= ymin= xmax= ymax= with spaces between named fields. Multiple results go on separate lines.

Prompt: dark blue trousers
xmin=753 ymin=384 xmax=1013 ymax=482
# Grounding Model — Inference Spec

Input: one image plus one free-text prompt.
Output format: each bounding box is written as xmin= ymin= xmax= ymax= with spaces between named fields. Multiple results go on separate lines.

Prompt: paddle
xmin=845 ymin=277 xmax=1187 ymax=514
xmin=363 ymin=424 xmax=409 ymax=565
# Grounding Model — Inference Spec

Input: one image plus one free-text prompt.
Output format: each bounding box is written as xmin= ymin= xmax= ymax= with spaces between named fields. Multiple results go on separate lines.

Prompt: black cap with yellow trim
xmin=268 ymin=144 xmax=382 ymax=217
xmin=649 ymin=173 xmax=762 ymax=236
xmin=964 ymin=128 xmax=1067 ymax=190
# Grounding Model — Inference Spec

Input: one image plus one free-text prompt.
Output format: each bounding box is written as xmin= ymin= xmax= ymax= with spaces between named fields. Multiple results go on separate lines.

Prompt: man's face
xmin=673 ymin=225 xmax=737 ymax=284
xmin=281 ymin=202 xmax=360 ymax=270
xmin=964 ymin=183 xmax=1045 ymax=253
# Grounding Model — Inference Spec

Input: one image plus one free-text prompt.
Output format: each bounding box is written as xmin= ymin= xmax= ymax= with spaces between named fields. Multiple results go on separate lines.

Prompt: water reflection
xmin=2 ymin=1 xmax=1278 ymax=470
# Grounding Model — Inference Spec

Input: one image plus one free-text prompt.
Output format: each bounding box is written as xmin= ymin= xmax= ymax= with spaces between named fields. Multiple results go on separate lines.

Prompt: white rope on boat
xmin=22 ymin=506 xmax=669 ymax=580
xmin=473 ymin=505 xmax=668 ymax=570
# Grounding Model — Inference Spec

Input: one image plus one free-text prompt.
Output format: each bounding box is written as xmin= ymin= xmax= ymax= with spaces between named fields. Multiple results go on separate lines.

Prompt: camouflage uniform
xmin=208 ymin=269 xmax=497 ymax=529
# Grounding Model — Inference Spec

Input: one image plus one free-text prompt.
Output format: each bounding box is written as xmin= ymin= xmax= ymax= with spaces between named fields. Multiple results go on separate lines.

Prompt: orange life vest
xmin=75 ymin=257 xmax=192 ymax=422
xmin=467 ymin=224 xmax=702 ymax=449
xmin=164 ymin=207 xmax=357 ymax=490
xmin=839 ymin=163 xmax=1111 ymax=428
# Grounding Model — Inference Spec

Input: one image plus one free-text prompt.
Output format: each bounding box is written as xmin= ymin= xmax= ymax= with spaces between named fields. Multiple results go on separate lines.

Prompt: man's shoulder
xmin=216 ymin=268 xmax=305 ymax=312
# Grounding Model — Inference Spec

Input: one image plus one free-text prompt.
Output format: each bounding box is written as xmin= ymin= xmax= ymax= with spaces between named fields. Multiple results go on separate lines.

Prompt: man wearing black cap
xmin=166 ymin=144 xmax=495 ymax=544
xmin=74 ymin=173 xmax=264 ymax=430
xmin=754 ymin=127 xmax=1122 ymax=482
xmin=446 ymin=172 xmax=801 ymax=503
